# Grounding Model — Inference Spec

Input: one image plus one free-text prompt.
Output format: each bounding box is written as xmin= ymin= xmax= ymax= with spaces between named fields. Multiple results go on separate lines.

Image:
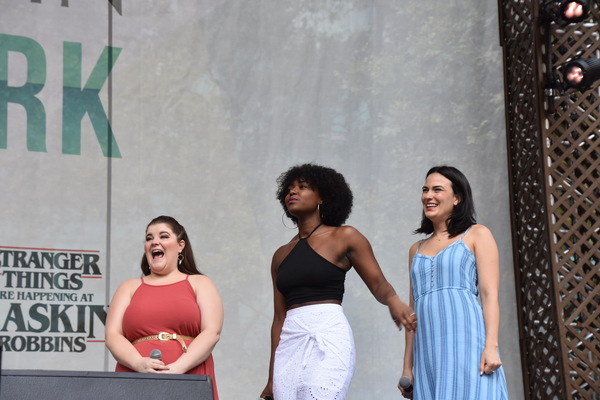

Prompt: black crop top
xmin=276 ymin=235 xmax=347 ymax=309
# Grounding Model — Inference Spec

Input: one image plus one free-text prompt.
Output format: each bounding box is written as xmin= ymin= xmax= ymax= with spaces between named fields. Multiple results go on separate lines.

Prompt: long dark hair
xmin=414 ymin=166 xmax=476 ymax=238
xmin=140 ymin=216 xmax=202 ymax=276
xmin=276 ymin=163 xmax=353 ymax=227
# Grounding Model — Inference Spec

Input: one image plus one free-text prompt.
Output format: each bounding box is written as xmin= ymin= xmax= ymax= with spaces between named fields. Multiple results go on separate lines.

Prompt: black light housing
xmin=562 ymin=58 xmax=600 ymax=90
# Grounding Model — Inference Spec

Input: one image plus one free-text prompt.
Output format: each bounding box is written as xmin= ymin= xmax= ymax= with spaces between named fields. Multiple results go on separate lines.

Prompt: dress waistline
xmin=132 ymin=332 xmax=194 ymax=353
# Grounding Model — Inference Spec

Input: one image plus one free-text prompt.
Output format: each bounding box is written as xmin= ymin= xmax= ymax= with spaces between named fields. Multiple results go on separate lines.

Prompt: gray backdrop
xmin=0 ymin=1 xmax=523 ymax=399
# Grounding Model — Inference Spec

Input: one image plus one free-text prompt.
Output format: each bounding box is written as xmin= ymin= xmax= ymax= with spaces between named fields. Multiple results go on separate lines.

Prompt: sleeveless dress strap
xmin=140 ymin=277 xmax=145 ymax=283
xmin=460 ymin=226 xmax=472 ymax=239
xmin=416 ymin=239 xmax=425 ymax=252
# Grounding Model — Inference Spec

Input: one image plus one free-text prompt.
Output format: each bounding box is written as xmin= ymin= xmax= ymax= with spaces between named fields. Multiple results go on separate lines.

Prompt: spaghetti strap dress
xmin=410 ymin=229 xmax=508 ymax=399
xmin=116 ymin=275 xmax=219 ymax=400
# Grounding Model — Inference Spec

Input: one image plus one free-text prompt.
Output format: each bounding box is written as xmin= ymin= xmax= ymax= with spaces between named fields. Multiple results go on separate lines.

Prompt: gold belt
xmin=132 ymin=332 xmax=194 ymax=353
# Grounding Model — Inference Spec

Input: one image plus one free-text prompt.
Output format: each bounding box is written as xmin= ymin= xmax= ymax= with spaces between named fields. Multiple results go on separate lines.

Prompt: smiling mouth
xmin=151 ymin=249 xmax=164 ymax=260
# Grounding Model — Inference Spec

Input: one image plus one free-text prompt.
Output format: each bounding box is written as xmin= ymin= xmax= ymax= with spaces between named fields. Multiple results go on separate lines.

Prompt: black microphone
xmin=399 ymin=376 xmax=413 ymax=392
xmin=150 ymin=349 xmax=162 ymax=360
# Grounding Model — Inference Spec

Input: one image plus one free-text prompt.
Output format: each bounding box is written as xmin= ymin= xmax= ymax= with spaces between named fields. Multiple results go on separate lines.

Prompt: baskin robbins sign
xmin=0 ymin=246 xmax=107 ymax=354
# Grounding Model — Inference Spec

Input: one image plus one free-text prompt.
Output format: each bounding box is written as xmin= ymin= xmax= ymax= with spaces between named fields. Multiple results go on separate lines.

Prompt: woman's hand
xmin=389 ymin=296 xmax=417 ymax=332
xmin=397 ymin=371 xmax=414 ymax=399
xmin=259 ymin=382 xmax=274 ymax=400
xmin=480 ymin=345 xmax=502 ymax=375
xmin=134 ymin=356 xmax=170 ymax=373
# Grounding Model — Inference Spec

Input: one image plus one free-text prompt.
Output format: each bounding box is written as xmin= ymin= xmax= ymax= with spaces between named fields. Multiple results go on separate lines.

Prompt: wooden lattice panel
xmin=498 ymin=0 xmax=568 ymax=399
xmin=542 ymin=3 xmax=600 ymax=399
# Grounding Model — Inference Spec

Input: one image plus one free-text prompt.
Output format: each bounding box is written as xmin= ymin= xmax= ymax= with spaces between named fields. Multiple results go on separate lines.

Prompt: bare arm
xmin=163 ymin=275 xmax=223 ymax=374
xmin=399 ymin=241 xmax=419 ymax=398
xmin=471 ymin=224 xmax=503 ymax=375
xmin=344 ymin=226 xmax=416 ymax=332
xmin=105 ymin=279 xmax=168 ymax=372
xmin=260 ymin=247 xmax=288 ymax=399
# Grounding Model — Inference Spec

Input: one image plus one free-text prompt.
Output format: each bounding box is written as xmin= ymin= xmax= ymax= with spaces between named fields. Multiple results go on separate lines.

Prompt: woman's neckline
xmin=415 ymin=237 xmax=464 ymax=259
xmin=298 ymin=223 xmax=322 ymax=240
xmin=141 ymin=274 xmax=189 ymax=286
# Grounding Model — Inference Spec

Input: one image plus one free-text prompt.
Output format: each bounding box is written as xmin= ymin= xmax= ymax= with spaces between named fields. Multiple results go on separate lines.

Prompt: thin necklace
xmin=431 ymin=232 xmax=444 ymax=241
xmin=299 ymin=223 xmax=322 ymax=240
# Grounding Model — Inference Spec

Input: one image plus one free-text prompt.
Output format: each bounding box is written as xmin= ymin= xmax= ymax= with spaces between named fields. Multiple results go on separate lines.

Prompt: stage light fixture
xmin=560 ymin=0 xmax=590 ymax=23
xmin=562 ymin=58 xmax=600 ymax=90
xmin=543 ymin=0 xmax=591 ymax=25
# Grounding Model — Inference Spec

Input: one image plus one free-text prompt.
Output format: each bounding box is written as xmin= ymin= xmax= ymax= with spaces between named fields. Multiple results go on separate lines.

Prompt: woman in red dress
xmin=106 ymin=216 xmax=223 ymax=399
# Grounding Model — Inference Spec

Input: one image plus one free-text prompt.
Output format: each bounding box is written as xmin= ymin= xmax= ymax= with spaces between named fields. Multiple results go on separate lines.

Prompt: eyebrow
xmin=423 ymin=185 xmax=445 ymax=190
xmin=289 ymin=179 xmax=310 ymax=186
xmin=146 ymin=231 xmax=171 ymax=237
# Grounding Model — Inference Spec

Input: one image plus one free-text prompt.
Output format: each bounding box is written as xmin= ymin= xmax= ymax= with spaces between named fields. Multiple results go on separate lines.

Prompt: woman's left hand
xmin=480 ymin=346 xmax=502 ymax=375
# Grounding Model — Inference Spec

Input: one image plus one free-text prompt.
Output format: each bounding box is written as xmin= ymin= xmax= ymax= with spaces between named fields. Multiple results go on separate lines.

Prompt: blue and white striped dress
xmin=410 ymin=230 xmax=508 ymax=399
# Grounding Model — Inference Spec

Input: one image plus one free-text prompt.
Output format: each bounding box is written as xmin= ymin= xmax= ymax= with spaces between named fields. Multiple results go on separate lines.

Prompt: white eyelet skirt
xmin=273 ymin=304 xmax=356 ymax=400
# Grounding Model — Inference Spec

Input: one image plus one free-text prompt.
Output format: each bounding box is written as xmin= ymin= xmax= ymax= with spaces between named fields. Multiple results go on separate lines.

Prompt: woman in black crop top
xmin=259 ymin=163 xmax=417 ymax=400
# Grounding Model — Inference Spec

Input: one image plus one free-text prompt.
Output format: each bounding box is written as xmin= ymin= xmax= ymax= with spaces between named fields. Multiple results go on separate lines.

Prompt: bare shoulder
xmin=332 ymin=225 xmax=364 ymax=240
xmin=468 ymin=224 xmax=494 ymax=240
xmin=272 ymin=238 xmax=297 ymax=267
xmin=337 ymin=225 xmax=360 ymax=234
xmin=276 ymin=238 xmax=296 ymax=254
xmin=465 ymin=224 xmax=498 ymax=254
xmin=119 ymin=277 xmax=143 ymax=293
xmin=110 ymin=278 xmax=142 ymax=303
xmin=409 ymin=240 xmax=421 ymax=257
xmin=188 ymin=274 xmax=217 ymax=289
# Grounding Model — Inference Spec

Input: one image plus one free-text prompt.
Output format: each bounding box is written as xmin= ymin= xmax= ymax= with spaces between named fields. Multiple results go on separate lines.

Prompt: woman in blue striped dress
xmin=399 ymin=166 xmax=508 ymax=399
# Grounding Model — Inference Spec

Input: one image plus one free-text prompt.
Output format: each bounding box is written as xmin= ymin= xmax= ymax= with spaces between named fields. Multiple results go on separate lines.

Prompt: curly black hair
xmin=414 ymin=166 xmax=477 ymax=238
xmin=140 ymin=215 xmax=203 ymax=276
xmin=276 ymin=163 xmax=353 ymax=227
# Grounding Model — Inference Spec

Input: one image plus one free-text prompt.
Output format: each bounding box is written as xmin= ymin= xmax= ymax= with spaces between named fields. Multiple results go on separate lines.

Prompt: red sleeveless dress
xmin=116 ymin=275 xmax=218 ymax=399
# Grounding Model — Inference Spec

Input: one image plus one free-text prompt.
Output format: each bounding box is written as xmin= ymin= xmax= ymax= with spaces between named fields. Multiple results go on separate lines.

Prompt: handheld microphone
xmin=399 ymin=376 xmax=413 ymax=392
xmin=150 ymin=349 xmax=162 ymax=360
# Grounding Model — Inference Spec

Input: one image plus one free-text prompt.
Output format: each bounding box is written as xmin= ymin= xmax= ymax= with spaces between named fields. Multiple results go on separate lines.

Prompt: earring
xmin=178 ymin=253 xmax=184 ymax=265
xmin=281 ymin=212 xmax=296 ymax=229
xmin=318 ymin=203 xmax=323 ymax=219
